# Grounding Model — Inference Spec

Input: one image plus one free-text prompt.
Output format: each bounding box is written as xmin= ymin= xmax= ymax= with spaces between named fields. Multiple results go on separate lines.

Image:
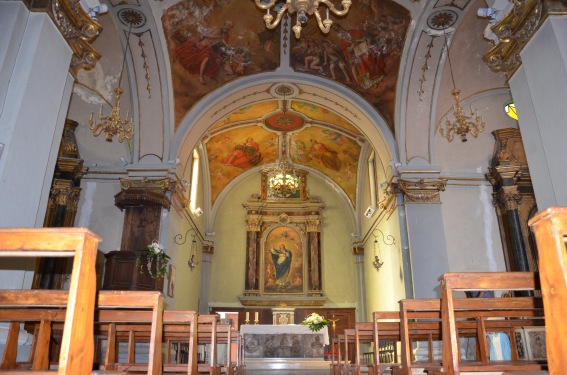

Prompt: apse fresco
xmin=205 ymin=126 xmax=278 ymax=203
xmin=162 ymin=1 xmax=281 ymax=127
xmin=264 ymin=226 xmax=304 ymax=294
xmin=291 ymin=101 xmax=362 ymax=135
xmin=289 ymin=0 xmax=410 ymax=132
xmin=290 ymin=126 xmax=361 ymax=204
xmin=209 ymin=102 xmax=280 ymax=132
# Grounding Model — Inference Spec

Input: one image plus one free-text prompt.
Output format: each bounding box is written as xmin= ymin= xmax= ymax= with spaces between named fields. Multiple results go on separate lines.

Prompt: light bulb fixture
xmin=439 ymin=28 xmax=486 ymax=143
xmin=254 ymin=0 xmax=352 ymax=39
xmin=88 ymin=23 xmax=135 ymax=143
xmin=174 ymin=228 xmax=200 ymax=271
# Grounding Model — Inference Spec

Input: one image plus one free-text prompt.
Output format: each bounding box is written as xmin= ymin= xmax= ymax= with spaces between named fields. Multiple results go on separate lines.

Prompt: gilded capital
xmin=396 ymin=178 xmax=447 ymax=204
xmin=493 ymin=187 xmax=522 ymax=211
xmin=50 ymin=180 xmax=81 ymax=208
xmin=484 ymin=0 xmax=544 ymax=74
xmin=306 ymin=217 xmax=321 ymax=232
xmin=31 ymin=0 xmax=103 ymax=75
xmin=246 ymin=216 xmax=262 ymax=231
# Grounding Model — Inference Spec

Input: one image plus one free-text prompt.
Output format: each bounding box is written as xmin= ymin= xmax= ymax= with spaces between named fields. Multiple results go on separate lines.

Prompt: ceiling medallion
xmin=427 ymin=10 xmax=458 ymax=30
xmin=117 ymin=8 xmax=146 ymax=28
xmin=255 ymin=0 xmax=352 ymax=39
xmin=265 ymin=111 xmax=305 ymax=131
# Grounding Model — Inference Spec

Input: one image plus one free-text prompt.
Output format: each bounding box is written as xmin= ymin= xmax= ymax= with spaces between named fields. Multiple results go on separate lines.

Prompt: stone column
xmin=506 ymin=6 xmax=567 ymax=210
xmin=493 ymin=187 xmax=530 ymax=271
xmin=244 ymin=215 xmax=262 ymax=294
xmin=306 ymin=217 xmax=322 ymax=293
xmin=396 ymin=177 xmax=449 ymax=298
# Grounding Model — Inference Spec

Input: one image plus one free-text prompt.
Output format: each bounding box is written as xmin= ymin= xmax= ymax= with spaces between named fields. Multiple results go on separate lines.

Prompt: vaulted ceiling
xmin=73 ymin=0 xmax=503 ymax=222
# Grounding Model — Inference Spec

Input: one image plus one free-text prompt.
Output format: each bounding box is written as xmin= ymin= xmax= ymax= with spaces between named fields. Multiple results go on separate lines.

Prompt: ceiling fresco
xmin=289 ymin=0 xmax=410 ymax=132
xmin=162 ymin=0 xmax=410 ymax=132
xmin=204 ymin=99 xmax=364 ymax=206
xmin=162 ymin=0 xmax=281 ymax=126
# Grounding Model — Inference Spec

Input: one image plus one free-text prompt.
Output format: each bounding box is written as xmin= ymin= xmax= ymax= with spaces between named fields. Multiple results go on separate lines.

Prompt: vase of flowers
xmin=135 ymin=240 xmax=171 ymax=280
xmin=301 ymin=312 xmax=329 ymax=332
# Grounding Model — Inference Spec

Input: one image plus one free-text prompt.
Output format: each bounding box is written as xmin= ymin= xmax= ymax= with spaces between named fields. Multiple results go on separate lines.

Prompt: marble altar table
xmin=241 ymin=324 xmax=329 ymax=359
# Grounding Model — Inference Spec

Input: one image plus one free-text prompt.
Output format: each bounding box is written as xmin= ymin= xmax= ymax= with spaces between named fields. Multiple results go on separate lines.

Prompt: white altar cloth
xmin=240 ymin=324 xmax=329 ymax=345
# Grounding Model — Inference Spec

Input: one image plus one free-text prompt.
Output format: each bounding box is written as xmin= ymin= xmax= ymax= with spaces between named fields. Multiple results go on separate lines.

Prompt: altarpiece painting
xmin=240 ymin=171 xmax=326 ymax=307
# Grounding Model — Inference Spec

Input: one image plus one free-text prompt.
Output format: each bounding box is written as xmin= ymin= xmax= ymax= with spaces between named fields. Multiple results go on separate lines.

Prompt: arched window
xmin=190 ymin=149 xmax=201 ymax=215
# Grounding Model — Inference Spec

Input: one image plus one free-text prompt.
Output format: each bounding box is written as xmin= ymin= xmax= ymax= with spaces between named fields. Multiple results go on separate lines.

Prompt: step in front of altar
xmin=244 ymin=358 xmax=330 ymax=372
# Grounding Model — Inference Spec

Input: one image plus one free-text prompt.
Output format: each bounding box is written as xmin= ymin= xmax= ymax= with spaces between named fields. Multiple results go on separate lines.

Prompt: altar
xmin=241 ymin=324 xmax=329 ymax=359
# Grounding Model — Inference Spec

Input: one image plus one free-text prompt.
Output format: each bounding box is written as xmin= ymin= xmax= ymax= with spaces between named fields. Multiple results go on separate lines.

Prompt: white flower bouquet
xmin=301 ymin=312 xmax=329 ymax=332
xmin=135 ymin=240 xmax=171 ymax=279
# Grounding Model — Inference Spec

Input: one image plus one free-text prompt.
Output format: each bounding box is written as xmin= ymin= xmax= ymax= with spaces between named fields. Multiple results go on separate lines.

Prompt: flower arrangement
xmin=135 ymin=240 xmax=171 ymax=279
xmin=301 ymin=312 xmax=329 ymax=332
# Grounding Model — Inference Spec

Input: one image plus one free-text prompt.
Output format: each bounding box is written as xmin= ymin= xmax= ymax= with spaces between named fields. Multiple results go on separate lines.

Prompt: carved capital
xmin=484 ymin=0 xmax=544 ymax=73
xmin=396 ymin=178 xmax=447 ymax=204
xmin=49 ymin=180 xmax=81 ymax=208
xmin=115 ymin=177 xmax=174 ymax=209
xmin=246 ymin=216 xmax=263 ymax=231
xmin=493 ymin=187 xmax=523 ymax=211
xmin=306 ymin=217 xmax=321 ymax=232
xmin=30 ymin=1 xmax=103 ymax=75
xmin=352 ymin=242 xmax=364 ymax=255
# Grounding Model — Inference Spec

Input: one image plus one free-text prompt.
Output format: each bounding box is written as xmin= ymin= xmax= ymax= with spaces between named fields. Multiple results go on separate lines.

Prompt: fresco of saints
xmin=223 ymin=137 xmax=262 ymax=168
xmin=310 ymin=139 xmax=341 ymax=172
xmin=271 ymin=244 xmax=292 ymax=289
xmin=173 ymin=21 xmax=234 ymax=84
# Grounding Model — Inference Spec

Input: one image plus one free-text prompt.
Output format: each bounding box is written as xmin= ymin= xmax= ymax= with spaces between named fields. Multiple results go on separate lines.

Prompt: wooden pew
xmin=0 ymin=290 xmax=163 ymax=374
xmin=433 ymin=272 xmax=546 ymax=375
xmin=350 ymin=311 xmax=401 ymax=375
xmin=0 ymin=227 xmax=101 ymax=375
xmin=529 ymin=206 xmax=567 ymax=375
xmin=329 ymin=335 xmax=342 ymax=375
xmin=398 ymin=295 xmax=545 ymax=375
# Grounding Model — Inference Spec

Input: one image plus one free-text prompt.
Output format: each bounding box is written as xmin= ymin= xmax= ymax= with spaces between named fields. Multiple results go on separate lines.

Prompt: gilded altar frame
xmin=239 ymin=171 xmax=326 ymax=307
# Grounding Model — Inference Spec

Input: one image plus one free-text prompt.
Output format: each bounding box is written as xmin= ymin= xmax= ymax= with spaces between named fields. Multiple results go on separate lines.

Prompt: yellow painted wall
xmin=208 ymin=171 xmax=357 ymax=308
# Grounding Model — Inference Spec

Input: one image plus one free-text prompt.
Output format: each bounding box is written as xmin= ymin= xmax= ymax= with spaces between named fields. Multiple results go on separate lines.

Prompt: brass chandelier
xmin=254 ymin=0 xmax=352 ymax=39
xmin=88 ymin=24 xmax=135 ymax=143
xmin=264 ymin=134 xmax=300 ymax=198
xmin=439 ymin=28 xmax=485 ymax=143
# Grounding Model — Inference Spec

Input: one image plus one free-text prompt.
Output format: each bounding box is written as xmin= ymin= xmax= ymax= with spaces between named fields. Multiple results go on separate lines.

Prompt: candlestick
xmin=254 ymin=311 xmax=259 ymax=324
xmin=246 ymin=311 xmax=249 ymax=321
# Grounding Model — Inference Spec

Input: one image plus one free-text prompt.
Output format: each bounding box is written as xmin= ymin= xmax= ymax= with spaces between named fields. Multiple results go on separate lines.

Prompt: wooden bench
xmin=432 ymin=272 xmax=546 ymax=375
xmin=0 ymin=290 xmax=163 ymax=374
xmin=397 ymin=296 xmax=545 ymax=375
xmin=529 ymin=206 xmax=567 ymax=375
xmin=0 ymin=227 xmax=101 ymax=375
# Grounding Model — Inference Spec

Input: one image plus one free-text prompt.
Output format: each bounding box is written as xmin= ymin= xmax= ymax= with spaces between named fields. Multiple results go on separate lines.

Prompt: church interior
xmin=1 ymin=0 xmax=567 ymax=373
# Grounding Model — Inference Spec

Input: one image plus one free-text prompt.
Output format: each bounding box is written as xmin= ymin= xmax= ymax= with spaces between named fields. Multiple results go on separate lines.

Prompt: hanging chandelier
xmin=88 ymin=87 xmax=134 ymax=143
xmin=254 ymin=0 xmax=352 ymax=39
xmin=266 ymin=160 xmax=300 ymax=198
xmin=438 ymin=28 xmax=486 ymax=143
xmin=87 ymin=23 xmax=135 ymax=143
xmin=264 ymin=133 xmax=300 ymax=198
xmin=188 ymin=235 xmax=198 ymax=271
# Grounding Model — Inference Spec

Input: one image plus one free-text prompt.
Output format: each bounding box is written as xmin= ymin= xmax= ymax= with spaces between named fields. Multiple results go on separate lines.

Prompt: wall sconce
xmin=174 ymin=227 xmax=200 ymax=271
xmin=370 ymin=228 xmax=396 ymax=272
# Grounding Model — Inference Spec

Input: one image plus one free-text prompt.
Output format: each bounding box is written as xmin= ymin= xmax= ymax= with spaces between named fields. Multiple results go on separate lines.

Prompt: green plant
xmin=135 ymin=240 xmax=171 ymax=279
